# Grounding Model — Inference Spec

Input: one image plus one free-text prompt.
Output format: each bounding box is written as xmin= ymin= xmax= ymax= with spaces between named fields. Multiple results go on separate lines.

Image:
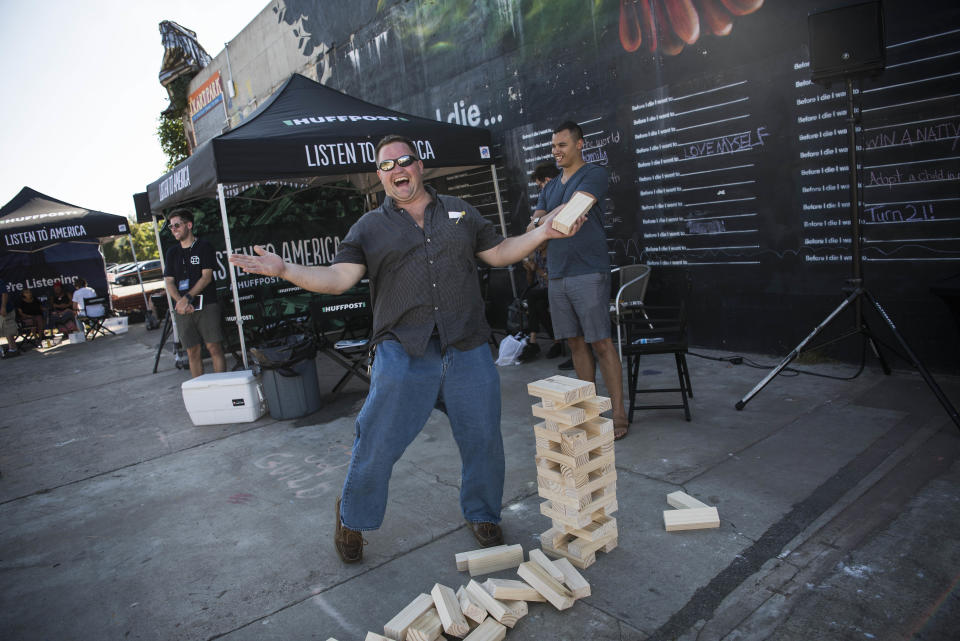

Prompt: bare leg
xmin=186 ymin=344 xmax=204 ymax=378
xmin=207 ymin=342 xmax=226 ymax=373
xmin=591 ymin=337 xmax=629 ymax=438
xmin=566 ymin=336 xmax=596 ymax=383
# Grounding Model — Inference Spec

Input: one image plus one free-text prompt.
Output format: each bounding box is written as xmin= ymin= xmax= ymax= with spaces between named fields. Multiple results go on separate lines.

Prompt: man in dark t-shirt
xmin=230 ymin=134 xmax=585 ymax=564
xmin=163 ymin=209 xmax=225 ymax=377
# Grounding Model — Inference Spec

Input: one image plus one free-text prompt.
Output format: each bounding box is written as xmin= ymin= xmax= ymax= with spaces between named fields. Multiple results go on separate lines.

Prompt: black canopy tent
xmin=0 ymin=187 xmax=150 ymax=308
xmin=144 ymin=73 xmax=510 ymax=368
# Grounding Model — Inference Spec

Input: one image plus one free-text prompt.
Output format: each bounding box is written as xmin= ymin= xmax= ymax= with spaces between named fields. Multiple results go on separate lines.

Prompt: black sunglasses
xmin=377 ymin=154 xmax=417 ymax=172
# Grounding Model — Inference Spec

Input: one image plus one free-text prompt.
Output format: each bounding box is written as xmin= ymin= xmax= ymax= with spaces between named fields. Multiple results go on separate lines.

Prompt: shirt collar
xmin=382 ymin=185 xmax=438 ymax=215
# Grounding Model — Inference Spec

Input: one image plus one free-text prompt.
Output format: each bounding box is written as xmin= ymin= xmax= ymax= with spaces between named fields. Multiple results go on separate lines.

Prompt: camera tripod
xmin=735 ymin=76 xmax=960 ymax=431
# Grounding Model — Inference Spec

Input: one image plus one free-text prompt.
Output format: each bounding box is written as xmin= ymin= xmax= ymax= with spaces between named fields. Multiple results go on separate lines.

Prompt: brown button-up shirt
xmin=333 ymin=186 xmax=503 ymax=357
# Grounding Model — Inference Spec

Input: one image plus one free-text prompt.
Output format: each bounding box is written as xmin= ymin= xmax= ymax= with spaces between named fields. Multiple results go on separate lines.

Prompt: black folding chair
xmin=620 ymin=304 xmax=693 ymax=422
xmin=79 ymin=296 xmax=114 ymax=340
xmin=309 ymin=294 xmax=372 ymax=396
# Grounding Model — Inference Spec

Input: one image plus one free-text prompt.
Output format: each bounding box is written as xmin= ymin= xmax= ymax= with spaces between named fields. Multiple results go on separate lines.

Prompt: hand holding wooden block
xmin=551 ymin=191 xmax=596 ymax=234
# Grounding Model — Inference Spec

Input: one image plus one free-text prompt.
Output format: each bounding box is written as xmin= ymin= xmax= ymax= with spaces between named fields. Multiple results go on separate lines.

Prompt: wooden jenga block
xmin=462 ymin=618 xmax=506 ymax=641
xmin=663 ymin=506 xmax=720 ymax=531
xmin=465 ymin=580 xmax=521 ymax=628
xmin=552 ymin=557 xmax=591 ymax=599
xmin=540 ymin=491 xmax=618 ymax=528
xmin=540 ymin=537 xmax=596 ymax=569
xmin=551 ymin=191 xmax=597 ymax=234
xmin=431 ymin=583 xmax=470 ymax=638
xmin=565 ymin=514 xmax=617 ymax=542
xmin=384 ymin=593 xmax=434 ymax=641
xmin=455 ymin=544 xmax=523 ymax=576
xmin=577 ymin=395 xmax=612 ymax=414
xmin=531 ymin=402 xmax=587 ymax=427
xmin=667 ymin=490 xmax=710 ymax=510
xmin=567 ymin=530 xmax=618 ymax=559
xmin=540 ymin=526 xmax=570 ymax=548
xmin=406 ymin=608 xmax=443 ymax=641
xmin=456 ymin=585 xmax=487 ymax=624
xmin=516 ymin=561 xmax=576 ymax=610
xmin=482 ymin=578 xmax=546 ymax=602
xmin=528 ymin=376 xmax=595 ymax=407
xmin=537 ymin=477 xmax=617 ymax=511
xmin=365 ymin=633 xmax=392 ymax=641
xmin=535 ymin=441 xmax=615 ymax=473
xmin=528 ymin=548 xmax=565 ymax=582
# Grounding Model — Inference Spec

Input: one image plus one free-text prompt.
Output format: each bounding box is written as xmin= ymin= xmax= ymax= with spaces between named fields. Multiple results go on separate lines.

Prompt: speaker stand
xmin=735 ymin=77 xmax=960 ymax=431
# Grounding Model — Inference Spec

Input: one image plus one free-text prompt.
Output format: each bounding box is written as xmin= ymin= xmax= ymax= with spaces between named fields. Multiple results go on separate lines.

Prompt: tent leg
xmin=218 ymin=184 xmax=249 ymax=370
xmin=490 ymin=164 xmax=518 ymax=300
xmin=127 ymin=234 xmax=150 ymax=310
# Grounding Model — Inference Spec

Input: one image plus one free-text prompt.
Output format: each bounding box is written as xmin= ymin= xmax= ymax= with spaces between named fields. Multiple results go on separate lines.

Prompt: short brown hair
xmin=553 ymin=120 xmax=583 ymax=141
xmin=375 ymin=135 xmax=418 ymax=161
xmin=168 ymin=208 xmax=194 ymax=225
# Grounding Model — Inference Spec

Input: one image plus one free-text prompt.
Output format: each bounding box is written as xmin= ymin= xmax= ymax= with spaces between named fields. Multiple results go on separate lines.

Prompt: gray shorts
xmin=548 ymin=272 xmax=612 ymax=343
xmin=174 ymin=302 xmax=224 ymax=349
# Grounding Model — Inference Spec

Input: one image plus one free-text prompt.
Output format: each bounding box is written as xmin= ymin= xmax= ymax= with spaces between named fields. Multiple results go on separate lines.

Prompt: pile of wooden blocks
xmin=324 ymin=544 xmax=591 ymax=641
xmin=527 ymin=375 xmax=618 ymax=569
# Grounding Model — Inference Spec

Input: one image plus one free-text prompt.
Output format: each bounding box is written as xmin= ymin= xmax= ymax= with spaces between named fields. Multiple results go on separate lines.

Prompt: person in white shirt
xmin=71 ymin=278 xmax=104 ymax=318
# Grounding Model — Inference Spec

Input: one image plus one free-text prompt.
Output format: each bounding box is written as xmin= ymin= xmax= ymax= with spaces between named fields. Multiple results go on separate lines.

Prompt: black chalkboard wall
xmin=310 ymin=0 xmax=960 ymax=372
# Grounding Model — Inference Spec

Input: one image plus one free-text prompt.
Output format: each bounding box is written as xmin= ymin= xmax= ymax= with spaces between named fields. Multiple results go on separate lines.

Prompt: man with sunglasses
xmin=163 ymin=208 xmax=226 ymax=378
xmin=230 ymin=134 xmax=585 ymax=564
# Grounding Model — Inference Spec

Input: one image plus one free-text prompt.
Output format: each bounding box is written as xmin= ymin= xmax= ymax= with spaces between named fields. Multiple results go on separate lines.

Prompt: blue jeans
xmin=340 ymin=338 xmax=504 ymax=530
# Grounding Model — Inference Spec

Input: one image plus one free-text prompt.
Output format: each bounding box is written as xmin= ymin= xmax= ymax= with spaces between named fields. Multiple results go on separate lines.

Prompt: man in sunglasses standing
xmin=163 ymin=208 xmax=226 ymax=378
xmin=230 ymin=134 xmax=585 ymax=563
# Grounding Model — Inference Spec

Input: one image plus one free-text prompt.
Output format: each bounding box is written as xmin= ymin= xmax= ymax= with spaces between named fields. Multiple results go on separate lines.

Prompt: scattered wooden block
xmin=516 ymin=561 xmax=575 ymax=610
xmin=551 ymin=191 xmax=597 ymax=234
xmin=384 ymin=593 xmax=435 ymax=641
xmin=482 ymin=578 xmax=546 ymax=602
xmin=465 ymin=580 xmax=520 ymax=627
xmin=406 ymin=608 xmax=443 ymax=641
xmin=365 ymin=634 xmax=393 ymax=641
xmin=462 ymin=617 xmax=506 ymax=641
xmin=552 ymin=557 xmax=591 ymax=599
xmin=664 ymin=506 xmax=720 ymax=531
xmin=454 ymin=544 xmax=524 ymax=576
xmin=667 ymin=490 xmax=710 ymax=510
xmin=528 ymin=548 xmax=565 ymax=582
xmin=456 ymin=585 xmax=487 ymax=624
xmin=431 ymin=583 xmax=470 ymax=638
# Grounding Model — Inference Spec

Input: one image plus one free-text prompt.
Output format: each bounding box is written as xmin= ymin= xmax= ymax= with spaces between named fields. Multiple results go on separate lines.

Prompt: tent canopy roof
xmin=146 ymin=74 xmax=495 ymax=213
xmin=1 ymin=187 xmax=130 ymax=253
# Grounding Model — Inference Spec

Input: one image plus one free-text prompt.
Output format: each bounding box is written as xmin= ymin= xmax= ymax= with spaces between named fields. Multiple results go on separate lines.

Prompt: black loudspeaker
xmin=808 ymin=1 xmax=885 ymax=83
xmin=133 ymin=191 xmax=153 ymax=223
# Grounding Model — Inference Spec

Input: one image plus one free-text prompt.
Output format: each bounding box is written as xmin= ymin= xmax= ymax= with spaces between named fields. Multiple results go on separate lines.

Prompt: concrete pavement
xmin=1 ymin=323 xmax=958 ymax=640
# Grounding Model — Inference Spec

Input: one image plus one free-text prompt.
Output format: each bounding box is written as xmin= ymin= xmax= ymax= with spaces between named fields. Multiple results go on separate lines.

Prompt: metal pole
xmin=153 ymin=215 xmax=181 ymax=345
xmin=126 ymin=234 xmax=150 ymax=310
xmin=218 ymin=184 xmax=249 ymax=369
xmin=490 ymin=164 xmax=518 ymax=300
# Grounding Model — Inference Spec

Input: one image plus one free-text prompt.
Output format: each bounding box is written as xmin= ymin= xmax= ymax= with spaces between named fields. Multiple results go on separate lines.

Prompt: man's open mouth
xmin=393 ymin=176 xmax=410 ymax=186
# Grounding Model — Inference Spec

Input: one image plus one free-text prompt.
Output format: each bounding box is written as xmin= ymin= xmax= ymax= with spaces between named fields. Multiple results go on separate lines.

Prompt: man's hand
xmin=228 ymin=245 xmax=285 ymax=277
xmin=540 ymin=203 xmax=586 ymax=239
xmin=175 ymin=297 xmax=194 ymax=315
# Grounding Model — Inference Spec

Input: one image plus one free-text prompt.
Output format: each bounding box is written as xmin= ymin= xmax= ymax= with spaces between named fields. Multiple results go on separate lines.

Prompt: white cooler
xmin=181 ymin=371 xmax=266 ymax=425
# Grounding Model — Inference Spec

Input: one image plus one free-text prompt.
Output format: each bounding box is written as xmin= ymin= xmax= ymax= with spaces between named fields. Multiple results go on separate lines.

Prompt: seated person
xmin=16 ymin=288 xmax=46 ymax=341
xmin=49 ymin=280 xmax=77 ymax=334
xmin=1 ymin=276 xmax=19 ymax=357
xmin=72 ymin=278 xmax=104 ymax=319
xmin=519 ymin=243 xmax=563 ymax=362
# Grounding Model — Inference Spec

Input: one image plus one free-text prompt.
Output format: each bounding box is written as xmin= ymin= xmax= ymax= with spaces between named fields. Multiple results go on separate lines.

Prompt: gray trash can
xmin=251 ymin=333 xmax=322 ymax=419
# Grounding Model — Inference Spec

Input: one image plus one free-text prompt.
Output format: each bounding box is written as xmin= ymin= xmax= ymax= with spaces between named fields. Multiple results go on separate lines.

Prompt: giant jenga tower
xmin=527 ymin=375 xmax=618 ymax=569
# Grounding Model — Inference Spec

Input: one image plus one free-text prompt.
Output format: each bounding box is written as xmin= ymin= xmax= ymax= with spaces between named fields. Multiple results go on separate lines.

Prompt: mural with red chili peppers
xmin=619 ymin=0 xmax=765 ymax=55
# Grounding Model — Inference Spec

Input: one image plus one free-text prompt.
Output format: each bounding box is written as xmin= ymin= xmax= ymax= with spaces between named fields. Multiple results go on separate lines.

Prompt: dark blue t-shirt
xmin=536 ymin=163 xmax=610 ymax=278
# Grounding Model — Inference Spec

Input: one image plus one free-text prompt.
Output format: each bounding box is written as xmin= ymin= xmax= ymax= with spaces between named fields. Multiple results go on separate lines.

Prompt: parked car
xmin=115 ymin=259 xmax=163 ymax=286
xmin=106 ymin=262 xmax=137 ymax=283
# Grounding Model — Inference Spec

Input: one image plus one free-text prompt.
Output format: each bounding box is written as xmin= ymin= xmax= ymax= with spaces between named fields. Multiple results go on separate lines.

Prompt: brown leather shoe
xmin=335 ymin=497 xmax=365 ymax=563
xmin=466 ymin=520 xmax=504 ymax=547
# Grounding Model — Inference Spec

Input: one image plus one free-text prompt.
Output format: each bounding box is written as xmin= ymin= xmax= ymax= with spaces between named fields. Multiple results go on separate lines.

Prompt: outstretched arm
xmin=477 ymin=204 xmax=586 ymax=268
xmin=228 ymin=245 xmax=366 ymax=294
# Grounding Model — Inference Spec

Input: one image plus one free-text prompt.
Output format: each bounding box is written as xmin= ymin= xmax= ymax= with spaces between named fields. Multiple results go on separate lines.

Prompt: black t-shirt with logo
xmin=164 ymin=237 xmax=218 ymax=302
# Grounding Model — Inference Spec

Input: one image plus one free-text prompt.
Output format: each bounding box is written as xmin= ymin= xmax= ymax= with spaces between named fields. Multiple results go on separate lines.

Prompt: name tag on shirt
xmin=448 ymin=210 xmax=465 ymax=223
xmin=178 ymin=279 xmax=190 ymax=292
